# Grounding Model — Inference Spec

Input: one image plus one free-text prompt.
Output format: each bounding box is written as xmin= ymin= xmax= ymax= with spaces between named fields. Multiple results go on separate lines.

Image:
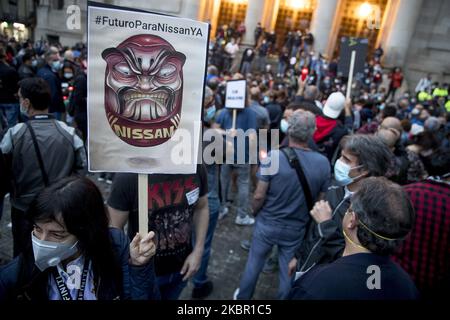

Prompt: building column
xmin=34 ymin=0 xmax=50 ymax=42
xmin=183 ymin=0 xmax=202 ymax=20
xmin=382 ymin=0 xmax=423 ymax=67
xmin=243 ymin=0 xmax=267 ymax=45
xmin=309 ymin=0 xmax=340 ymax=55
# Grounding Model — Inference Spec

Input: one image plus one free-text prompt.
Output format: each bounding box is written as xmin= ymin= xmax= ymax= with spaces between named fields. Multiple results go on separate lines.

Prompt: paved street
xmin=0 ymin=174 xmax=278 ymax=300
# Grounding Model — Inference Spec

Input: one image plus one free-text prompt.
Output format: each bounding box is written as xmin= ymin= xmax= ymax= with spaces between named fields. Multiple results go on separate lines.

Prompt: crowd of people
xmin=0 ymin=23 xmax=449 ymax=301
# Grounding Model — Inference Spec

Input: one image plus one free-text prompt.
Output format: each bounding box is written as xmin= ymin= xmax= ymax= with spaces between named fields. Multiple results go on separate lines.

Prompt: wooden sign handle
xmin=232 ymin=109 xmax=237 ymax=130
xmin=138 ymin=174 xmax=148 ymax=236
xmin=346 ymin=50 xmax=356 ymax=99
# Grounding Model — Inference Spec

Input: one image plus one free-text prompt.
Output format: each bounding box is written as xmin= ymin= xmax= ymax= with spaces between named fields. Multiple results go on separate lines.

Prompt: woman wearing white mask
xmin=288 ymin=134 xmax=393 ymax=278
xmin=0 ymin=176 xmax=159 ymax=300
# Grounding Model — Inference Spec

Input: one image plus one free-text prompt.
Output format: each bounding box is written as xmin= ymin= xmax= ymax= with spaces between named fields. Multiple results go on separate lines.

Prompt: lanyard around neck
xmin=52 ymin=258 xmax=90 ymax=301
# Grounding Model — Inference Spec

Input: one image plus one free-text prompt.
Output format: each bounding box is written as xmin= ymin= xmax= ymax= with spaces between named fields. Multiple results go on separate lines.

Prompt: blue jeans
xmin=156 ymin=272 xmax=187 ymax=300
xmin=193 ymin=164 xmax=220 ymax=288
xmin=0 ymin=103 xmax=19 ymax=128
xmin=256 ymin=56 xmax=266 ymax=72
xmin=237 ymin=219 xmax=304 ymax=299
xmin=241 ymin=61 xmax=252 ymax=76
xmin=220 ymin=164 xmax=250 ymax=219
xmin=277 ymin=62 xmax=287 ymax=76
xmin=192 ymin=197 xmax=219 ymax=288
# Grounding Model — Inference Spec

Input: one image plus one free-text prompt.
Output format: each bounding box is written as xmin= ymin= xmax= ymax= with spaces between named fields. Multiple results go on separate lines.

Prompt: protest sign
xmin=225 ymin=79 xmax=247 ymax=110
xmin=338 ymin=37 xmax=368 ymax=77
xmin=87 ymin=1 xmax=209 ymax=175
xmin=225 ymin=79 xmax=246 ymax=129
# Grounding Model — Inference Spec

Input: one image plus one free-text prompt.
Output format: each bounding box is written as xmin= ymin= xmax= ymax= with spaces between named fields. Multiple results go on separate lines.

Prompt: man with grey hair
xmin=235 ymin=110 xmax=331 ymax=300
xmin=36 ymin=47 xmax=65 ymax=120
xmin=289 ymin=134 xmax=393 ymax=278
xmin=293 ymin=81 xmax=323 ymax=116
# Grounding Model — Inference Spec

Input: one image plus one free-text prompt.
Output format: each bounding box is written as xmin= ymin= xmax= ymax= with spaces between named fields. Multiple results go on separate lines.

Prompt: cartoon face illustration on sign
xmin=102 ymin=34 xmax=186 ymax=147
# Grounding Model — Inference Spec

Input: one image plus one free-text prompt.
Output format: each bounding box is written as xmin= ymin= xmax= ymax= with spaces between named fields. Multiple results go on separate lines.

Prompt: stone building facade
xmin=1 ymin=0 xmax=449 ymax=85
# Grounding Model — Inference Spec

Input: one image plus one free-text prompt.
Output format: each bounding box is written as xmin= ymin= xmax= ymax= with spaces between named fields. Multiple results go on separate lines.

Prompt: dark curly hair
xmin=351 ymin=177 xmax=415 ymax=255
xmin=340 ymin=134 xmax=394 ymax=177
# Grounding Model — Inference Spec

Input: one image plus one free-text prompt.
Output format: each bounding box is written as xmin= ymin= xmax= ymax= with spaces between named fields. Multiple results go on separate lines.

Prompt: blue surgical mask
xmin=64 ymin=72 xmax=73 ymax=79
xmin=204 ymin=105 xmax=216 ymax=122
xmin=31 ymin=232 xmax=79 ymax=272
xmin=51 ymin=60 xmax=62 ymax=72
xmin=334 ymin=159 xmax=364 ymax=186
xmin=280 ymin=119 xmax=289 ymax=133
xmin=31 ymin=59 xmax=38 ymax=68
xmin=263 ymin=96 xmax=270 ymax=104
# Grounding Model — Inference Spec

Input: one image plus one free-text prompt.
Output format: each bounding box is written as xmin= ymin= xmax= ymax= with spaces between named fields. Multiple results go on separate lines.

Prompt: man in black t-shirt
xmin=107 ymin=165 xmax=209 ymax=300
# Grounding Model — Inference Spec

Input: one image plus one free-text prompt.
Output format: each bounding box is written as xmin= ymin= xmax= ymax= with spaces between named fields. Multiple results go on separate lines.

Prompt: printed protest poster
xmin=225 ymin=79 xmax=246 ymax=109
xmin=87 ymin=2 xmax=209 ymax=173
xmin=338 ymin=37 xmax=368 ymax=77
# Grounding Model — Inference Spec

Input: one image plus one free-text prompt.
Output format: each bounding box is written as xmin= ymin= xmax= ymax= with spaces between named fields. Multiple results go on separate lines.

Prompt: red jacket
xmin=313 ymin=116 xmax=338 ymax=142
xmin=390 ymin=72 xmax=403 ymax=88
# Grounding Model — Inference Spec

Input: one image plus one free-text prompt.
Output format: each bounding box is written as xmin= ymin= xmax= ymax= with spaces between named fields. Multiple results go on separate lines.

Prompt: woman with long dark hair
xmin=0 ymin=176 xmax=158 ymax=300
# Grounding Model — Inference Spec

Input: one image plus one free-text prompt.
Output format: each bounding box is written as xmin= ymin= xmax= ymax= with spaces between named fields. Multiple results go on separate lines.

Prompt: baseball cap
xmin=323 ymin=92 xmax=345 ymax=119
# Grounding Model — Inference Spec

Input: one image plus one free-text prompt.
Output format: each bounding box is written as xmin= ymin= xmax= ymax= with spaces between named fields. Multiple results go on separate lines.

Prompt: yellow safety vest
xmin=418 ymin=91 xmax=431 ymax=101
xmin=432 ymin=88 xmax=448 ymax=97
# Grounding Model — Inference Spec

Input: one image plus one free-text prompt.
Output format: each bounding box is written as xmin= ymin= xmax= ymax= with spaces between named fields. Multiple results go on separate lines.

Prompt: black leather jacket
xmin=295 ymin=185 xmax=351 ymax=272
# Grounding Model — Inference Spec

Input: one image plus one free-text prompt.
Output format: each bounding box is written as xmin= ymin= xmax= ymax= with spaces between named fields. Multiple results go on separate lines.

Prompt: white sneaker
xmin=106 ymin=179 xmax=113 ymax=185
xmin=233 ymin=288 xmax=239 ymax=300
xmin=218 ymin=206 xmax=229 ymax=220
xmin=235 ymin=215 xmax=255 ymax=226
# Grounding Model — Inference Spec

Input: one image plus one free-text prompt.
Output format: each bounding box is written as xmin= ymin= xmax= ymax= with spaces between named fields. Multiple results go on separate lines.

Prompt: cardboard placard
xmin=225 ymin=79 xmax=247 ymax=109
xmin=87 ymin=1 xmax=209 ymax=174
xmin=338 ymin=37 xmax=368 ymax=77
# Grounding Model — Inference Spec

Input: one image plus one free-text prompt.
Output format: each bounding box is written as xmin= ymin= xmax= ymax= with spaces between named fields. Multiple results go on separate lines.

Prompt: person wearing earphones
xmin=288 ymin=134 xmax=393 ymax=278
xmin=289 ymin=177 xmax=418 ymax=300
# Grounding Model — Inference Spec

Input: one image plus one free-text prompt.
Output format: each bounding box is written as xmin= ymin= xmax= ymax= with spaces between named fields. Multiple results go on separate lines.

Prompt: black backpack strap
xmin=25 ymin=122 xmax=49 ymax=186
xmin=281 ymin=147 xmax=314 ymax=211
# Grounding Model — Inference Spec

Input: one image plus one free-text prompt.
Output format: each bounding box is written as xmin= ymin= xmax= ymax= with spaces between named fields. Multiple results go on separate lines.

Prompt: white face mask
xmin=32 ymin=232 xmax=79 ymax=271
xmin=20 ymin=102 xmax=28 ymax=115
xmin=51 ymin=60 xmax=62 ymax=72
xmin=334 ymin=159 xmax=364 ymax=186
xmin=280 ymin=118 xmax=289 ymax=133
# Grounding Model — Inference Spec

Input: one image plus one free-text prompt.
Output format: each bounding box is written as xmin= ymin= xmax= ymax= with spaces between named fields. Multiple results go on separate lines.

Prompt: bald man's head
xmin=304 ymin=85 xmax=319 ymax=101
xmin=376 ymin=129 xmax=399 ymax=149
xmin=380 ymin=117 xmax=403 ymax=134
